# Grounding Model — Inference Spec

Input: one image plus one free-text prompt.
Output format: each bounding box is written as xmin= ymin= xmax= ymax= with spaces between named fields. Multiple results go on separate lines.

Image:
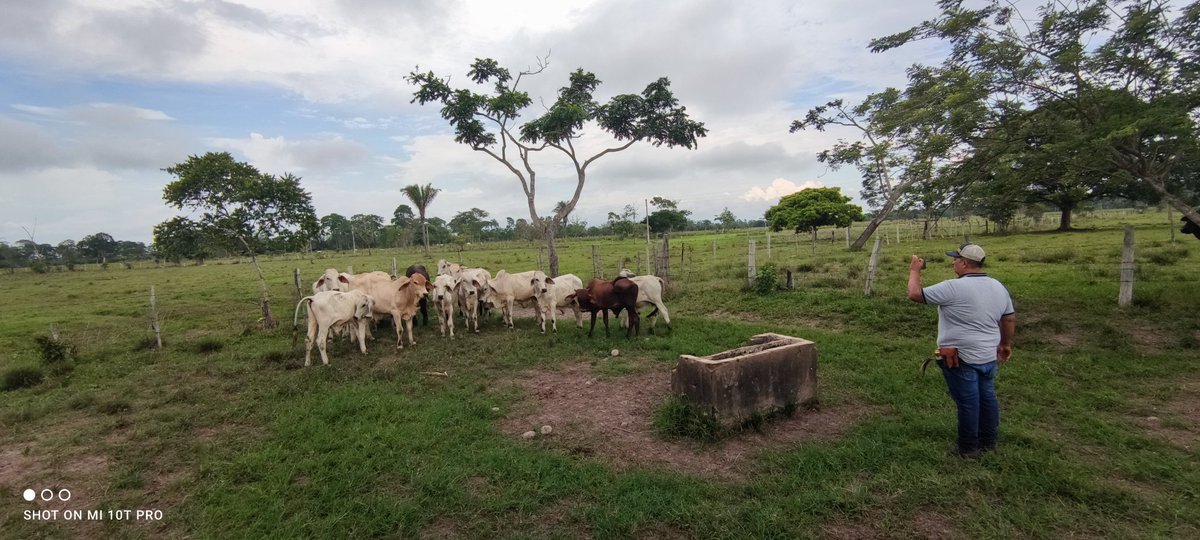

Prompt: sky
xmin=0 ymin=0 xmax=951 ymax=246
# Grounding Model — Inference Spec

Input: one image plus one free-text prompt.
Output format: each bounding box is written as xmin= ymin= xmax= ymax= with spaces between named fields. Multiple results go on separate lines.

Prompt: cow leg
xmin=394 ymin=316 xmax=404 ymax=349
xmin=420 ymin=298 xmax=429 ymax=326
xmin=356 ymin=320 xmax=369 ymax=354
xmin=588 ymin=311 xmax=598 ymax=338
xmin=438 ymin=308 xmax=446 ymax=337
xmin=551 ymin=303 xmax=559 ymax=333
xmin=645 ymin=305 xmax=659 ymax=335
xmin=572 ymin=302 xmax=582 ymax=329
xmin=406 ymin=316 xmax=417 ymax=346
xmin=317 ymin=324 xmax=331 ymax=365
xmin=506 ymin=299 xmax=515 ymax=328
xmin=305 ymin=314 xmax=318 ymax=367
xmin=627 ymin=308 xmax=640 ymax=339
xmin=602 ymin=309 xmax=610 ymax=337
xmin=654 ymin=300 xmax=671 ymax=331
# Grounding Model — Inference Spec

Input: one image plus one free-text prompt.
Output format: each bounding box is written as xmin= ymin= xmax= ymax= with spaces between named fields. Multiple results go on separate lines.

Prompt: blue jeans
xmin=940 ymin=360 xmax=999 ymax=453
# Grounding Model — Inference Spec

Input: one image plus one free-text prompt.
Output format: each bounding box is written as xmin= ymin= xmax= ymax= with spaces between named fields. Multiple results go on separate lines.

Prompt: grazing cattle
xmin=1182 ymin=215 xmax=1200 ymax=240
xmin=483 ymin=270 xmax=545 ymax=328
xmin=293 ymin=290 xmax=374 ymax=366
xmin=454 ymin=267 xmax=491 ymax=334
xmin=353 ymin=272 xmax=432 ymax=348
xmin=437 ymin=259 xmax=464 ymax=277
xmin=312 ymin=268 xmax=350 ymax=293
xmin=531 ymin=273 xmax=584 ymax=334
xmin=615 ymin=269 xmax=672 ymax=332
xmin=570 ymin=277 xmax=640 ymax=338
xmin=405 ymin=264 xmax=432 ymax=326
xmin=431 ymin=274 xmax=457 ymax=338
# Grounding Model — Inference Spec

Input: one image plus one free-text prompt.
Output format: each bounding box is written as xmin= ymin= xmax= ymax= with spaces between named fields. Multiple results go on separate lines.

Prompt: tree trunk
xmin=1058 ymin=204 xmax=1073 ymax=231
xmin=850 ymin=182 xmax=908 ymax=251
xmin=249 ymin=253 xmax=276 ymax=329
xmin=1142 ymin=174 xmax=1200 ymax=228
xmin=422 ymin=219 xmax=430 ymax=256
xmin=545 ymin=223 xmax=560 ymax=277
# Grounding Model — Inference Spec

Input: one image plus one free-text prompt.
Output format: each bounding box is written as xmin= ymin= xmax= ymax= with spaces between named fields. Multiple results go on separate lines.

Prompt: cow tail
xmin=292 ymin=296 xmax=314 ymax=347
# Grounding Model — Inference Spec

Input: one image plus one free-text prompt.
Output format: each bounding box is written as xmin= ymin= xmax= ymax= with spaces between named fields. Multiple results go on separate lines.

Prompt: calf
xmin=532 ymin=273 xmax=584 ymax=333
xmin=437 ymin=259 xmax=464 ymax=277
xmin=431 ymin=274 xmax=457 ymax=338
xmin=405 ymin=264 xmax=432 ymax=326
xmin=571 ymin=277 xmax=640 ymax=338
xmin=483 ymin=270 xmax=546 ymax=328
xmin=1182 ymin=215 xmax=1200 ymax=240
xmin=615 ymin=269 xmax=672 ymax=332
xmin=293 ymin=290 xmax=374 ymax=366
xmin=454 ymin=267 xmax=490 ymax=334
xmin=353 ymin=272 xmax=432 ymax=348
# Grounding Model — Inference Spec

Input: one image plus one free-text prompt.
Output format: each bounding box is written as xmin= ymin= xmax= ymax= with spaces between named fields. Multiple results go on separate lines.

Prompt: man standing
xmin=907 ymin=244 xmax=1016 ymax=457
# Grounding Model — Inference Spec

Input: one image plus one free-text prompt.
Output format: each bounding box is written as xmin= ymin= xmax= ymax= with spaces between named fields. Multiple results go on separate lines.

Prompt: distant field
xmin=1 ymin=208 xmax=1197 ymax=539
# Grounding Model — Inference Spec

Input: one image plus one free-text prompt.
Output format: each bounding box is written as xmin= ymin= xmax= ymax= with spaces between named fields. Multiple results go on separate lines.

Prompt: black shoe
xmin=955 ymin=448 xmax=982 ymax=459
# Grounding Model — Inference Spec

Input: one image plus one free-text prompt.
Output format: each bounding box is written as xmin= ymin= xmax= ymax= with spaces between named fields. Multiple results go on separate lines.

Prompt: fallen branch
xmin=422 ymin=371 xmax=449 ymax=377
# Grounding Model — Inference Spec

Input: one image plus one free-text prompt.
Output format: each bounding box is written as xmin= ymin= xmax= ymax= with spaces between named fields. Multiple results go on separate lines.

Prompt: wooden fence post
xmin=767 ymin=231 xmax=772 ymax=259
xmin=747 ymin=240 xmax=757 ymax=287
xmin=592 ymin=245 xmax=603 ymax=279
xmin=150 ymin=286 xmax=163 ymax=349
xmin=293 ymin=268 xmax=302 ymax=299
xmin=1168 ymin=207 xmax=1175 ymax=243
xmin=391 ymin=258 xmax=398 ymax=278
xmin=1119 ymin=226 xmax=1135 ymax=307
xmin=845 ymin=226 xmax=851 ymax=249
xmin=864 ymin=235 xmax=883 ymax=296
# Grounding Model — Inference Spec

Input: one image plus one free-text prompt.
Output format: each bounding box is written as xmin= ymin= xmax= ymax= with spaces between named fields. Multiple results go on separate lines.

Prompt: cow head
xmin=531 ymin=274 xmax=552 ymax=295
xmin=617 ymin=268 xmax=636 ymax=278
xmin=1182 ymin=216 xmax=1200 ymax=240
xmin=313 ymin=268 xmax=349 ymax=293
xmin=400 ymin=273 xmax=431 ymax=300
xmin=571 ymin=288 xmax=592 ymax=310
xmin=482 ymin=284 xmax=505 ymax=309
xmin=433 ymin=275 xmax=456 ymax=302
xmin=355 ymin=294 xmax=375 ymax=319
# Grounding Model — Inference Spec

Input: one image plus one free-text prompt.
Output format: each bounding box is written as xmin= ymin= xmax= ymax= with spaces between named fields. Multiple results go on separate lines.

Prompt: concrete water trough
xmin=670 ymin=333 xmax=818 ymax=428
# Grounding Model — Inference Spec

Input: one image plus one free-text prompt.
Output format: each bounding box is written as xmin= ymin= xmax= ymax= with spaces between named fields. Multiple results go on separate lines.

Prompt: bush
xmin=754 ymin=263 xmax=778 ymax=294
xmin=1145 ymin=246 xmax=1188 ymax=266
xmin=34 ymin=335 xmax=75 ymax=366
xmin=30 ymin=260 xmax=50 ymax=274
xmin=2 ymin=366 xmax=44 ymax=392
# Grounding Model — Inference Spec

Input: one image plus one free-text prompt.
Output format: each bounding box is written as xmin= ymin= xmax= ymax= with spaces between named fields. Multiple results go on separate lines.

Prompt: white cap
xmin=945 ymin=244 xmax=986 ymax=263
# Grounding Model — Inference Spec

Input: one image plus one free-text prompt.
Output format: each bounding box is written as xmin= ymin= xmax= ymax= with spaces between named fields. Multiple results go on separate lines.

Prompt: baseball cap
xmin=945 ymin=243 xmax=986 ymax=263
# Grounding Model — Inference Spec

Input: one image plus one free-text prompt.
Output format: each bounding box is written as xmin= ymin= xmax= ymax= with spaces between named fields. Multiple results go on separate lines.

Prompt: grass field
xmin=1 ymin=209 xmax=1197 ymax=539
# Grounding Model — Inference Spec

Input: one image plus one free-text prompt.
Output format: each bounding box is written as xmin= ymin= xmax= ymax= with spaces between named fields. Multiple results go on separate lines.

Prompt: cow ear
xmin=472 ymin=279 xmax=481 ymax=288
xmin=545 ymin=277 xmax=555 ymax=285
xmin=315 ymin=277 xmax=326 ymax=287
xmin=338 ymin=275 xmax=350 ymax=284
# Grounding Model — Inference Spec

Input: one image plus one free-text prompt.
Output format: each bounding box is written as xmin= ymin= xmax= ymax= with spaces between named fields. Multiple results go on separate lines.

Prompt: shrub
xmin=754 ymin=263 xmax=778 ymax=294
xmin=2 ymin=366 xmax=44 ymax=392
xmin=30 ymin=260 xmax=50 ymax=274
xmin=1145 ymin=246 xmax=1188 ymax=266
xmin=34 ymin=335 xmax=75 ymax=366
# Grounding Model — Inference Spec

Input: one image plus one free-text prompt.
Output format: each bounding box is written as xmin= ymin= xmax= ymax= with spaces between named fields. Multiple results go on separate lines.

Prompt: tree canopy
xmin=765 ymin=188 xmax=863 ymax=237
xmin=407 ymin=56 xmax=706 ymax=275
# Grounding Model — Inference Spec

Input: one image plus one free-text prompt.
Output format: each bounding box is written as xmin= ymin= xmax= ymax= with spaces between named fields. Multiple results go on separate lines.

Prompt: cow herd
xmin=293 ymin=259 xmax=672 ymax=366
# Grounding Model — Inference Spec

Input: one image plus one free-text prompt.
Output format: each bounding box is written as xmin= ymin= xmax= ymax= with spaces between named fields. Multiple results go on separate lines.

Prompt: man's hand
xmin=997 ymin=344 xmax=1012 ymax=363
xmin=909 ymin=255 xmax=925 ymax=273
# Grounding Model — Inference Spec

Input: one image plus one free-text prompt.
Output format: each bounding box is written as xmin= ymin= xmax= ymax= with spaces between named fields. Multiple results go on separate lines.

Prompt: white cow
xmin=454 ymin=267 xmax=491 ymax=334
xmin=431 ymin=274 xmax=457 ymax=338
xmin=312 ymin=268 xmax=350 ymax=293
xmin=532 ymin=273 xmax=584 ymax=333
xmin=293 ymin=290 xmax=374 ymax=366
xmin=483 ymin=270 xmax=545 ymax=328
xmin=437 ymin=259 xmax=464 ymax=277
xmin=616 ymin=269 xmax=672 ymax=332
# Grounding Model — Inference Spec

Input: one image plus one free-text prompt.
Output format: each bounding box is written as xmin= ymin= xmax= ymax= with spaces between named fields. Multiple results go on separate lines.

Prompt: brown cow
xmin=569 ymin=277 xmax=639 ymax=338
xmin=354 ymin=272 xmax=432 ymax=348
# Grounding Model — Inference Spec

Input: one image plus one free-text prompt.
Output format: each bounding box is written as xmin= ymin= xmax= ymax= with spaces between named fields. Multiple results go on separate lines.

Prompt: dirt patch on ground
xmin=0 ymin=443 xmax=112 ymax=537
xmin=1135 ymin=377 xmax=1200 ymax=451
xmin=502 ymin=363 xmax=878 ymax=481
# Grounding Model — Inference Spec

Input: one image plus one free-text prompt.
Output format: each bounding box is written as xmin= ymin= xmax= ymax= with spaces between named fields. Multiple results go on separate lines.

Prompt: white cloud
xmin=205 ymin=132 xmax=371 ymax=174
xmin=741 ymin=178 xmax=825 ymax=202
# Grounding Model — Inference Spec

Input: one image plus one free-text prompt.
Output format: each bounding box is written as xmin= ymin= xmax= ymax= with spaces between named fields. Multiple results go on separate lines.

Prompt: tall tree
xmin=402 ymin=183 xmax=440 ymax=256
xmin=78 ymin=232 xmax=117 ymax=263
xmin=715 ymin=207 xmax=738 ymax=231
xmin=162 ymin=152 xmax=318 ymax=328
xmin=765 ymin=188 xmax=864 ymax=242
xmin=449 ymin=208 xmax=494 ymax=242
xmin=407 ymin=56 xmax=707 ymax=276
xmin=152 ymin=216 xmax=211 ymax=264
xmin=350 ymin=214 xmax=385 ymax=249
xmin=319 ymin=213 xmax=353 ymax=251
xmin=872 ymin=0 xmax=1200 ymax=225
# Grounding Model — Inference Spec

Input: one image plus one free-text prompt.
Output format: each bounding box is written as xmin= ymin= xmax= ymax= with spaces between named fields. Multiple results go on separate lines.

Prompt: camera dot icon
xmin=23 ymin=489 xmax=35 ymax=502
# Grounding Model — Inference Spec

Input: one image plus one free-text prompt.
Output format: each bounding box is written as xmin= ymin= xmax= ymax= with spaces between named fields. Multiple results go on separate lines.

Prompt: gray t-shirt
xmin=922 ymin=273 xmax=1015 ymax=364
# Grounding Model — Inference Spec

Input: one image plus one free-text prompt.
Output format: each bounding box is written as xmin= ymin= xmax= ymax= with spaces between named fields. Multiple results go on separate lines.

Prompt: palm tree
xmin=402 ymin=183 xmax=440 ymax=256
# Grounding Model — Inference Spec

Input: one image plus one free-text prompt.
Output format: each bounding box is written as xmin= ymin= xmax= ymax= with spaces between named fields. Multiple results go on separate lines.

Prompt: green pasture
xmin=1 ymin=209 xmax=1197 ymax=539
